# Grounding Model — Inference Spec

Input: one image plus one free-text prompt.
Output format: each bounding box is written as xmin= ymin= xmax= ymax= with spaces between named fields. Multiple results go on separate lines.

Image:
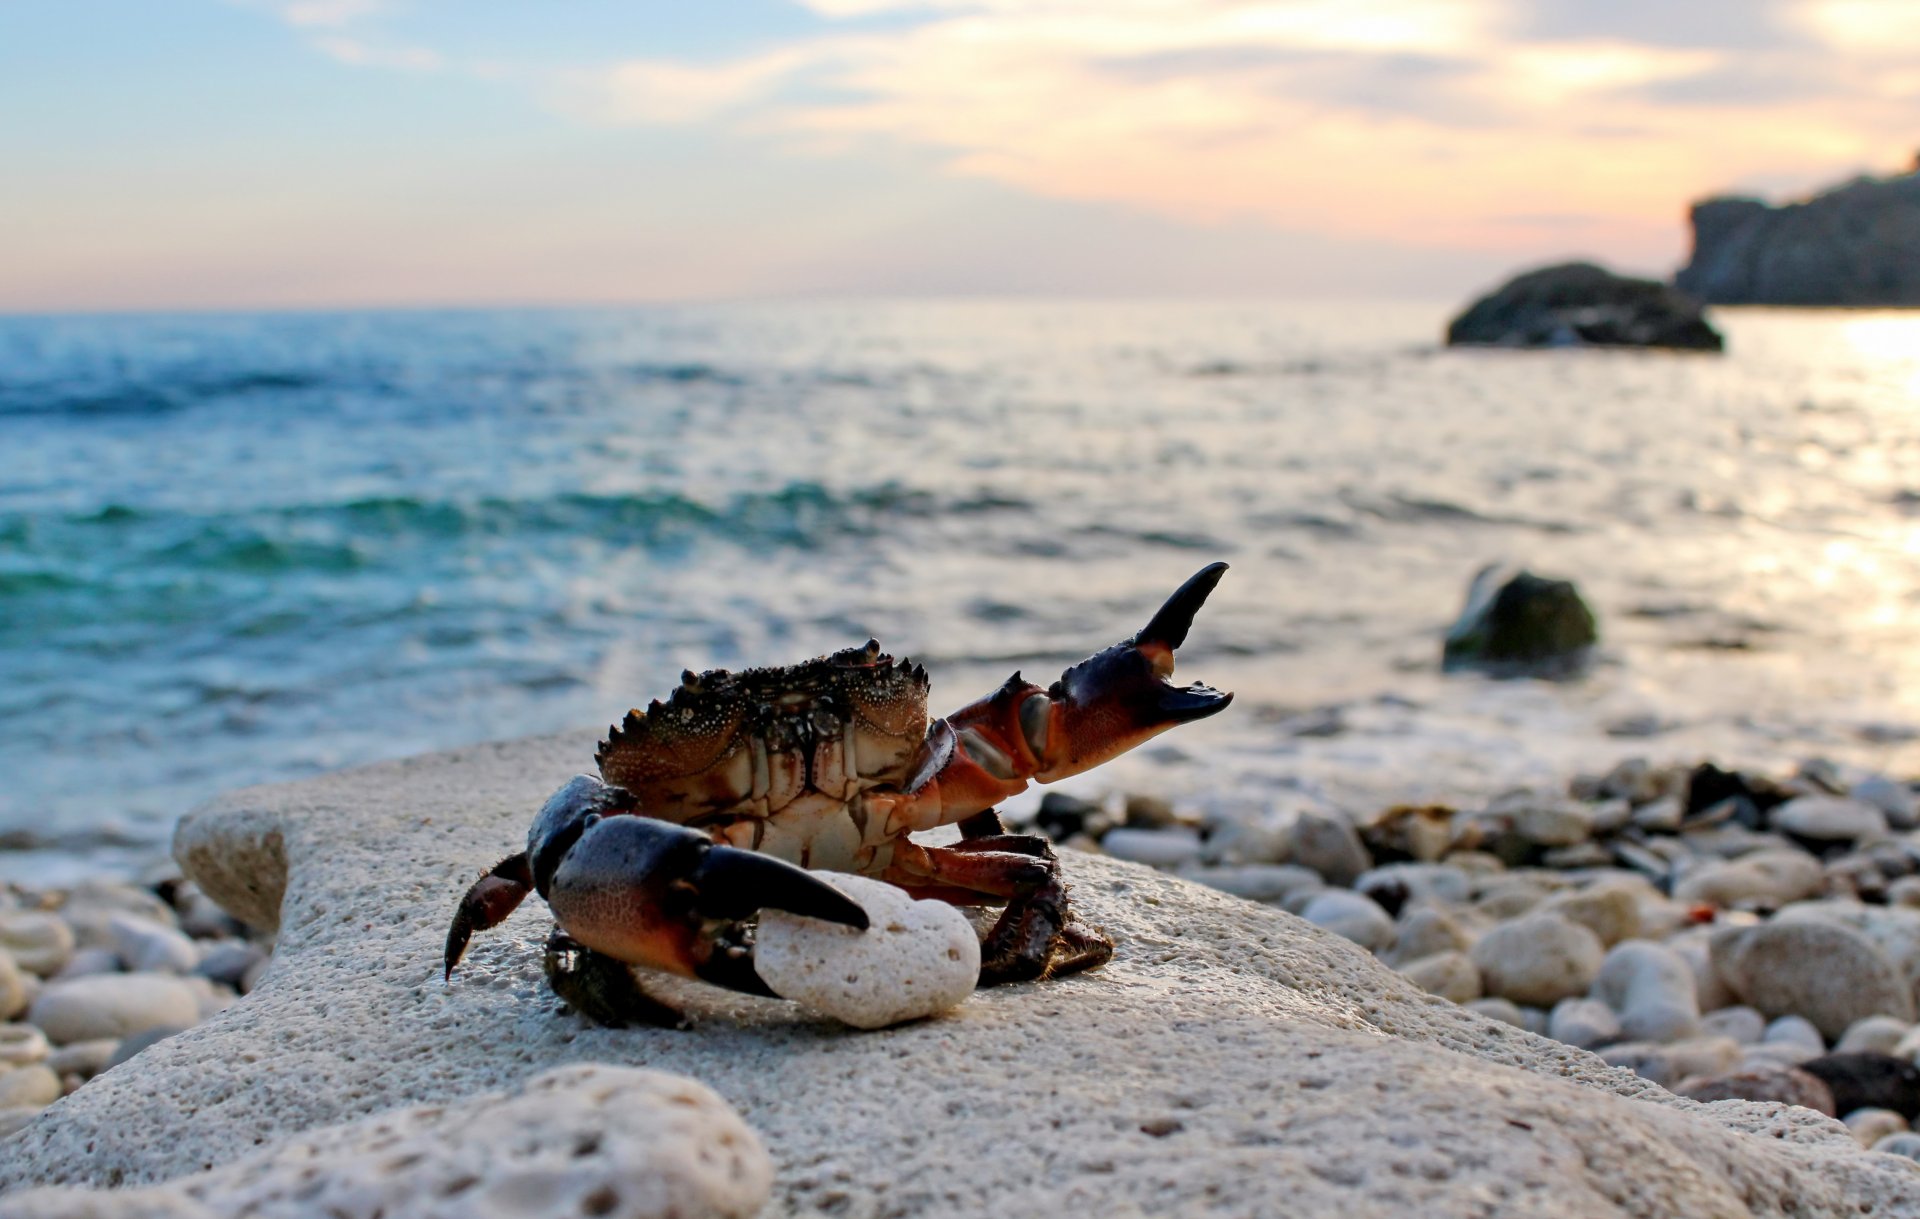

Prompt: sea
xmin=4 ymin=300 xmax=1920 ymax=882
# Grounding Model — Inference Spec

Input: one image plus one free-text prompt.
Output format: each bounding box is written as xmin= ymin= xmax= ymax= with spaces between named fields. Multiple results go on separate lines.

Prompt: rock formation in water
xmin=1446 ymin=262 xmax=1724 ymax=351
xmin=1676 ymin=159 xmax=1920 ymax=306
xmin=1442 ymin=564 xmax=1598 ymax=679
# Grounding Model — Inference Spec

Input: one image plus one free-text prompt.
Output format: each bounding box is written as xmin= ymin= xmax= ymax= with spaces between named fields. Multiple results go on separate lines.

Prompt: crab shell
xmin=595 ymin=642 xmax=931 ymax=877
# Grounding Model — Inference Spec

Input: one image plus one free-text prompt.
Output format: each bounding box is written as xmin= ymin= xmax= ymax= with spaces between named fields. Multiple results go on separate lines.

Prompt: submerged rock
xmin=1442 ymin=565 xmax=1598 ymax=679
xmin=1446 ymin=261 xmax=1724 ymax=351
xmin=6 ymin=732 xmax=1915 ymax=1215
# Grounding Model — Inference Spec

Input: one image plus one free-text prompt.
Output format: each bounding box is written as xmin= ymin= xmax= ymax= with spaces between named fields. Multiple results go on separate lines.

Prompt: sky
xmin=1 ymin=0 xmax=1916 ymax=311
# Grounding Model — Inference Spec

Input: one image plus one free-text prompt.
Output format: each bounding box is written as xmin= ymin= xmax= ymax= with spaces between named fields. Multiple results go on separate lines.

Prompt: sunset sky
xmin=3 ymin=0 xmax=1916 ymax=311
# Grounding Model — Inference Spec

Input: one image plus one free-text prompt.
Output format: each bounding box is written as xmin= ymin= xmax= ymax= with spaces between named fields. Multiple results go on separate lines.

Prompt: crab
xmin=444 ymin=562 xmax=1232 ymax=1027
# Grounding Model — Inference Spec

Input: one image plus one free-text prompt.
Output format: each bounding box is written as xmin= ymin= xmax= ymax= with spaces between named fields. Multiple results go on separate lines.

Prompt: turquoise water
xmin=6 ymin=302 xmax=1920 ymax=875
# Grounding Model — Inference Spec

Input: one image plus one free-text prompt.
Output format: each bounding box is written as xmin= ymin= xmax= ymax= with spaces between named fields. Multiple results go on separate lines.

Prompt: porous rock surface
xmin=1 ymin=1064 xmax=771 ymax=1218
xmin=755 ymin=872 xmax=979 ymax=1029
xmin=4 ymin=732 xmax=1918 ymax=1217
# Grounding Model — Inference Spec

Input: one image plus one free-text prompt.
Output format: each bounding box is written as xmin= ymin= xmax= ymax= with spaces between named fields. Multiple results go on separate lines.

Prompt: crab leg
xmin=868 ymin=563 xmax=1232 ymax=981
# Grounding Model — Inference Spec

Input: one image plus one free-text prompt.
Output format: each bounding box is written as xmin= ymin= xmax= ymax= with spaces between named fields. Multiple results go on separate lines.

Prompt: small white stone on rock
xmin=27 ymin=972 xmax=206 ymax=1045
xmin=755 ymin=872 xmax=978 ymax=1030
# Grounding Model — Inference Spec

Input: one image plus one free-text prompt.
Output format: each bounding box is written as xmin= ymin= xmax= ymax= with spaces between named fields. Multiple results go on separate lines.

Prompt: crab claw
xmin=546 ymin=814 xmax=868 ymax=990
xmin=1031 ymin=562 xmax=1233 ymax=782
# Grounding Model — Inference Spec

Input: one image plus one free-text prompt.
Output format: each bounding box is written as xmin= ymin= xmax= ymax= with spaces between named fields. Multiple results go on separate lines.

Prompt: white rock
xmin=1665 ymin=928 xmax=1736 ymax=1013
xmin=1630 ymin=796 xmax=1684 ymax=834
xmin=0 ymin=913 xmax=75 ymax=978
xmin=1764 ymin=1014 xmax=1828 ymax=1052
xmin=1775 ymin=900 xmax=1920 ymax=1001
xmin=0 ymin=1064 xmax=61 ymax=1109
xmin=46 ymin=1038 xmax=118 ymax=1081
xmin=53 ymin=947 xmax=122 ymax=980
xmin=1288 ymin=809 xmax=1371 ymax=886
xmin=1712 ymin=922 xmax=1914 ymax=1040
xmin=1846 ymin=1108 xmax=1909 ymax=1148
xmin=109 ymin=914 xmax=201 ymax=975
xmin=1672 ymin=850 xmax=1824 ymax=908
xmin=1593 ymin=941 xmax=1700 ymax=1044
xmin=1851 ymin=777 xmax=1920 ymax=830
xmin=1298 ymin=890 xmax=1394 ymax=952
xmin=9 ymin=732 xmax=1920 ymax=1215
xmin=1469 ymin=913 xmax=1604 ymax=1007
xmin=1509 ymin=799 xmax=1593 ymax=847
xmin=1397 ymin=951 xmax=1481 ymax=1004
xmin=755 ymin=872 xmax=978 ymax=1030
xmin=27 ymin=972 xmax=205 ymax=1044
xmin=1700 ymin=1005 xmax=1767 ymax=1045
xmin=1179 ymin=864 xmax=1323 ymax=905
xmin=0 ymin=1064 xmax=771 ymax=1219
xmin=1876 ymin=1131 xmax=1920 ymax=1160
xmin=1773 ymin=796 xmax=1889 ymax=843
xmin=1549 ymin=998 xmax=1621 ymax=1050
xmin=0 ymin=1023 xmax=51 ymax=1067
xmin=1538 ymin=877 xmax=1648 ymax=947
xmin=0 ymin=950 xmax=25 ymax=1021
xmin=1838 ymin=1015 xmax=1913 ymax=1056
xmin=1099 ymin=827 xmax=1204 ymax=869
xmin=1383 ymin=905 xmax=1475 ymax=967
xmin=1197 ymin=808 xmax=1292 ymax=866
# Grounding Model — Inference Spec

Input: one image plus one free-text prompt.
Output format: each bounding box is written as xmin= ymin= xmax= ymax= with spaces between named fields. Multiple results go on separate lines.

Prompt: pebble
xmin=1474 ymin=877 xmax=1555 ymax=920
xmin=1197 ymin=809 xmax=1291 ymax=866
xmin=0 ymin=952 xmax=24 ymax=1021
xmin=1123 ymin=793 xmax=1180 ymax=830
xmin=1099 ymin=827 xmax=1204 ymax=869
xmin=755 ymin=872 xmax=978 ymax=1030
xmin=1539 ymin=877 xmax=1646 ymax=947
xmin=1384 ymin=905 xmax=1474 ymax=966
xmin=1288 ymin=810 xmax=1372 ymax=887
xmin=52 ymin=947 xmax=121 ymax=981
xmin=1700 ymin=1006 xmax=1767 ymax=1045
xmin=1663 ymin=929 xmax=1736 ymax=1013
xmin=0 ymin=1063 xmax=61 ymax=1108
xmin=1355 ymin=863 xmax=1472 ymax=911
xmin=1771 ymin=795 xmax=1889 ymax=844
xmin=27 ymin=972 xmax=206 ymax=1044
xmin=1764 ymin=1014 xmax=1828 ymax=1052
xmin=1712 ymin=921 xmax=1914 ymax=1039
xmin=0 ymin=913 xmax=76 ymax=977
xmin=1631 ymin=796 xmax=1684 ymax=834
xmin=1502 ymin=796 xmax=1593 ymax=848
xmin=1845 ymin=1107 xmax=1909 ymax=1147
xmin=1593 ymin=941 xmax=1700 ymax=1044
xmin=1838 ymin=1015 xmax=1914 ymax=1056
xmin=1398 ymin=951 xmax=1482 ymax=1004
xmin=1469 ymin=913 xmax=1604 ymax=1007
xmin=1548 ymin=997 xmax=1621 ymax=1049
xmin=1675 ymin=1065 xmax=1837 ymax=1114
xmin=1298 ymin=890 xmax=1394 ymax=952
xmin=109 ymin=914 xmax=201 ymax=975
xmin=1671 ymin=850 xmax=1823 ymax=908
xmin=46 ymin=1038 xmax=119 ymax=1082
xmin=1851 ymin=777 xmax=1919 ymax=830
xmin=1466 ymin=997 xmax=1527 ymax=1028
xmin=1875 ymin=1131 xmax=1920 ymax=1160
xmin=1180 ymin=864 xmax=1322 ymax=906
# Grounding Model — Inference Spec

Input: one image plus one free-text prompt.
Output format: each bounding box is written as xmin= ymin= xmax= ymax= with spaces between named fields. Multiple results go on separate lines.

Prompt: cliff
xmin=1676 ymin=161 xmax=1920 ymax=306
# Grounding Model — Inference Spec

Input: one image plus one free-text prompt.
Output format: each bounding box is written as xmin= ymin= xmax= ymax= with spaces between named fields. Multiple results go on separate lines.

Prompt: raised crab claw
xmin=445 ymin=562 xmax=1232 ymax=1027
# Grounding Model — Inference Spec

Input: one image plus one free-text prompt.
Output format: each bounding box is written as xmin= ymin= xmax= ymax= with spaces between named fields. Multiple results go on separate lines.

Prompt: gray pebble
xmin=1099 ymin=827 xmax=1203 ymax=869
xmin=1699 ymin=1005 xmax=1767 ymax=1045
xmin=52 ymin=947 xmax=122 ymax=981
xmin=1298 ymin=890 xmax=1394 ymax=951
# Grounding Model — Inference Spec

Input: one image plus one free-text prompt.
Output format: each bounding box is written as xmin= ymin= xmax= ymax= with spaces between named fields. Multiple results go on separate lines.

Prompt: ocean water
xmin=5 ymin=301 xmax=1920 ymax=879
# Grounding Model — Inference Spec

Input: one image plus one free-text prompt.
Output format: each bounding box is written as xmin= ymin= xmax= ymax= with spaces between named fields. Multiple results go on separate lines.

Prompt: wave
xmin=0 ymin=370 xmax=334 ymax=418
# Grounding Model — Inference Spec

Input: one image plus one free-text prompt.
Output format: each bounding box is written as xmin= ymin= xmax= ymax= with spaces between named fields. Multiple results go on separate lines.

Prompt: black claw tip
xmin=692 ymin=846 xmax=871 ymax=930
xmin=1136 ymin=562 xmax=1228 ymax=651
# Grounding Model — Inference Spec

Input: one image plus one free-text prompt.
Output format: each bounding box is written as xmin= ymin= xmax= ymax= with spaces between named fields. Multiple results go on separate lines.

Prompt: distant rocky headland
xmin=1677 ymin=156 xmax=1920 ymax=306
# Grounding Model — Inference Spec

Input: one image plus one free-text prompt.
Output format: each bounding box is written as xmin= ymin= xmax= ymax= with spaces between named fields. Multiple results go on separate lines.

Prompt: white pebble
xmin=1593 ymin=941 xmax=1700 ymax=1044
xmin=0 ymin=914 xmax=75 ymax=978
xmin=0 ymin=1023 xmax=50 ymax=1068
xmin=1298 ymin=890 xmax=1394 ymax=952
xmin=109 ymin=914 xmax=200 ymax=975
xmin=1845 ymin=1107 xmax=1909 ymax=1147
xmin=755 ymin=873 xmax=979 ymax=1030
xmin=1549 ymin=997 xmax=1621 ymax=1049
xmin=27 ymin=972 xmax=205 ymax=1044
xmin=1699 ymin=1006 xmax=1766 ymax=1045
xmin=0 ymin=1064 xmax=60 ymax=1108
xmin=1837 ymin=1014 xmax=1912 ymax=1056
xmin=1099 ymin=827 xmax=1204 ymax=869
xmin=1764 ymin=1014 xmax=1827 ymax=1052
xmin=1469 ymin=913 xmax=1604 ymax=1008
xmin=1398 ymin=951 xmax=1481 ymax=1003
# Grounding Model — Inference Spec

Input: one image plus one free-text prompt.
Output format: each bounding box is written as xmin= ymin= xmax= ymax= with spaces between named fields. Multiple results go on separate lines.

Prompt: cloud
xmin=258 ymin=0 xmax=1920 ymax=264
